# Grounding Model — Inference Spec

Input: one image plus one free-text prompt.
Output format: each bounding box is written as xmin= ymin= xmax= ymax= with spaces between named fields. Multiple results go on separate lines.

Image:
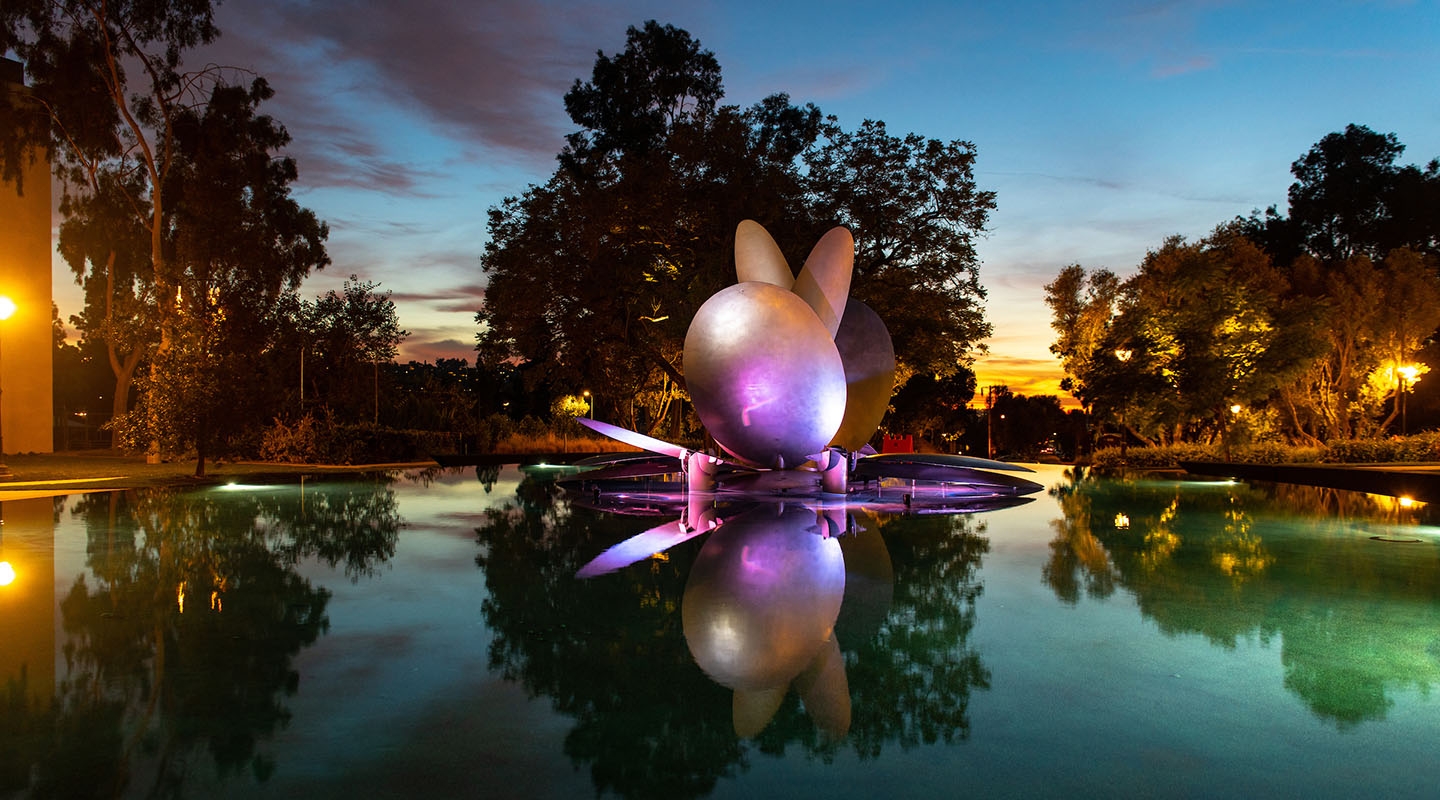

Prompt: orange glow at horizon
xmin=971 ymin=352 xmax=1080 ymax=410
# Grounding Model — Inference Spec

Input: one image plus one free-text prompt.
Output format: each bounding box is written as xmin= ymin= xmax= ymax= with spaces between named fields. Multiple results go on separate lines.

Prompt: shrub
xmin=260 ymin=414 xmax=460 ymax=464
xmin=1090 ymin=442 xmax=1327 ymax=475
xmin=260 ymin=415 xmax=322 ymax=463
xmin=1321 ymin=432 xmax=1440 ymax=463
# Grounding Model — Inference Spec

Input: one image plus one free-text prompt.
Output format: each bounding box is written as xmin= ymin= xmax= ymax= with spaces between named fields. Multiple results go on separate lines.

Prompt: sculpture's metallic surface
xmin=830 ymin=299 xmax=896 ymax=451
xmin=684 ymin=281 xmax=847 ymax=467
xmin=734 ymin=219 xmax=794 ymax=288
xmin=684 ymin=221 xmax=874 ymax=469
xmin=579 ymin=219 xmax=1040 ymax=501
xmin=792 ymin=226 xmax=854 ymax=337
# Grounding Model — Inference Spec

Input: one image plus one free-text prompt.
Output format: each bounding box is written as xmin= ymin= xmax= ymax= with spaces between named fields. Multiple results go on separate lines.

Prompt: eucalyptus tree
xmin=2 ymin=1 xmax=224 ymax=427
xmin=3 ymin=1 xmax=328 ymax=465
xmin=115 ymin=79 xmax=328 ymax=473
xmin=55 ymin=165 xmax=153 ymax=441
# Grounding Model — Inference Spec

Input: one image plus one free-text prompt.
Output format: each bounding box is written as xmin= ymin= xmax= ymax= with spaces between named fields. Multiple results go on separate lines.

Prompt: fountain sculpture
xmin=573 ymin=220 xmax=1042 ymax=500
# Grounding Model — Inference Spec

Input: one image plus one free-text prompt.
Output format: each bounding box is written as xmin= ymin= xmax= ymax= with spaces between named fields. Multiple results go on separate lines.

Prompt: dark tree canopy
xmin=1244 ymin=123 xmax=1440 ymax=265
xmin=562 ymin=20 xmax=723 ymax=165
xmin=478 ymin=21 xmax=995 ymax=436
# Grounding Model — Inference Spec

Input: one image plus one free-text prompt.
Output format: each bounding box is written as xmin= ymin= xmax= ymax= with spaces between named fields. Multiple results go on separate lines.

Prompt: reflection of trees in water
xmin=1046 ymin=472 xmax=1440 ymax=728
xmin=473 ymin=490 xmax=990 ymax=799
xmin=812 ymin=513 xmax=990 ymax=759
xmin=3 ymin=479 xmax=402 ymax=798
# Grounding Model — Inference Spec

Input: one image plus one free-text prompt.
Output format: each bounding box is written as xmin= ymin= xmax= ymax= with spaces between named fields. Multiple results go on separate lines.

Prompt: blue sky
xmin=47 ymin=0 xmax=1440 ymax=399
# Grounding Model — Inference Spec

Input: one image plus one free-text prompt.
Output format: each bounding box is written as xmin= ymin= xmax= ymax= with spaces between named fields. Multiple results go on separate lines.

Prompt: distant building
xmin=0 ymin=57 xmax=54 ymax=454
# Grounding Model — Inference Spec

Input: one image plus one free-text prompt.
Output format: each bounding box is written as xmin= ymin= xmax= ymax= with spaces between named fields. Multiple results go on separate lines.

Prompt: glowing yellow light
xmin=177 ymin=581 xmax=187 ymax=613
xmin=1399 ymin=496 xmax=1415 ymax=508
xmin=1114 ymin=512 xmax=1130 ymax=529
xmin=1230 ymin=404 xmax=1241 ymax=414
xmin=0 ymin=561 xmax=15 ymax=586
xmin=0 ymin=296 xmax=15 ymax=320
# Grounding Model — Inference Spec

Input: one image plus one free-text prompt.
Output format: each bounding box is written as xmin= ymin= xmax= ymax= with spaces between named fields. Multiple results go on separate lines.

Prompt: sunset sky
xmin=44 ymin=0 xmax=1440 ymax=404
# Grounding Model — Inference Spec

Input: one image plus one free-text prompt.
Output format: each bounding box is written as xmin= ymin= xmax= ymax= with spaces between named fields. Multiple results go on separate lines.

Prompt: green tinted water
xmin=2 ymin=464 xmax=1437 ymax=798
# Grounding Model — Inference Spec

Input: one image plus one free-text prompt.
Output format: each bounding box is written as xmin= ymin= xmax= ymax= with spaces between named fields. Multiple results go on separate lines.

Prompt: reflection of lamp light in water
xmin=0 ymin=561 xmax=15 ymax=587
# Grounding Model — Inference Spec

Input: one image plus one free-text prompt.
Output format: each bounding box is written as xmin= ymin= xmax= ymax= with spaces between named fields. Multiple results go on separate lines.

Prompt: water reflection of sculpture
xmin=682 ymin=504 xmax=870 ymax=738
xmin=472 ymin=483 xmax=989 ymax=798
xmin=1047 ymin=471 xmax=1440 ymax=728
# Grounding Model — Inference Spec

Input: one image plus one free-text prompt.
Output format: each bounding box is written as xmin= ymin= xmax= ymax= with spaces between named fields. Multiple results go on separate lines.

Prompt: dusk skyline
xmin=42 ymin=0 xmax=1440 ymax=401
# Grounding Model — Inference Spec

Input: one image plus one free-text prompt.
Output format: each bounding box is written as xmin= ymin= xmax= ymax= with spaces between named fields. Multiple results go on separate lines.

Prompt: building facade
xmin=1 ymin=57 xmax=54 ymax=455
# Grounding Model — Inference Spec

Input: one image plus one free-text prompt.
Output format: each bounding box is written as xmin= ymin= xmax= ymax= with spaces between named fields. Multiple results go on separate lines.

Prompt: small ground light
xmin=1114 ymin=512 xmax=1130 ymax=529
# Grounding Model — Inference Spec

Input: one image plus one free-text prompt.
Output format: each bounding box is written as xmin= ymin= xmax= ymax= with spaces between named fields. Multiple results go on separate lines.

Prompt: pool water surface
xmin=2 ymin=464 xmax=1438 ymax=798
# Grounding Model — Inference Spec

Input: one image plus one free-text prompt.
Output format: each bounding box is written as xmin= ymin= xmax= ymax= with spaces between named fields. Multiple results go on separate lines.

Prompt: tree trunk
xmin=194 ymin=411 xmax=208 ymax=477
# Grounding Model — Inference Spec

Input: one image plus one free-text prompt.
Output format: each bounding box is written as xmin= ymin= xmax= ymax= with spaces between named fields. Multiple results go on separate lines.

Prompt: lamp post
xmin=582 ymin=389 xmax=593 ymax=419
xmin=1399 ymin=365 xmax=1418 ymax=435
xmin=1114 ymin=349 xmax=1132 ymax=461
xmin=0 ymin=295 xmax=14 ymax=479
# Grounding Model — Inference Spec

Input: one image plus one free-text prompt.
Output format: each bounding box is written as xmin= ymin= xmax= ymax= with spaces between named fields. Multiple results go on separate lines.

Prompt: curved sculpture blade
xmin=862 ymin=452 xmax=1037 ymax=472
xmin=577 ymin=417 xmax=689 ymax=460
xmin=852 ymin=459 xmax=1044 ymax=494
xmin=734 ymin=220 xmax=794 ymax=289
xmin=830 ymin=299 xmax=896 ymax=451
xmin=792 ymin=226 xmax=854 ymax=337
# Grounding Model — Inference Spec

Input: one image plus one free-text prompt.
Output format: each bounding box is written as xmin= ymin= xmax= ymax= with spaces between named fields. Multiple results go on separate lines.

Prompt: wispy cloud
xmin=198 ymin=0 xmax=670 ymax=197
xmin=1151 ymin=54 xmax=1215 ymax=77
xmin=1058 ymin=0 xmax=1228 ymax=77
xmin=401 ymin=337 xmax=476 ymax=364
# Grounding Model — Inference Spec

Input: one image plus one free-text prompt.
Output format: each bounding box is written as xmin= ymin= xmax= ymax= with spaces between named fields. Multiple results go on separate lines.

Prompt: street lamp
xmin=0 ymin=295 xmax=14 ymax=479
xmin=1113 ymin=349 xmax=1132 ymax=460
xmin=1399 ymin=364 xmax=1419 ymax=434
xmin=582 ymin=389 xmax=593 ymax=419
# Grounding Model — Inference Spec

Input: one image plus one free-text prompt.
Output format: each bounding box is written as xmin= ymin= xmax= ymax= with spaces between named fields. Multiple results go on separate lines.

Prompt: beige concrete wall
xmin=1 ymin=74 xmax=55 ymax=455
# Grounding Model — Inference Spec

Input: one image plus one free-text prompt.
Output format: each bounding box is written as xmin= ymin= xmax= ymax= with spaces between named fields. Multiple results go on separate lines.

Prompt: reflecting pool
xmin=2 ymin=464 xmax=1439 ymax=798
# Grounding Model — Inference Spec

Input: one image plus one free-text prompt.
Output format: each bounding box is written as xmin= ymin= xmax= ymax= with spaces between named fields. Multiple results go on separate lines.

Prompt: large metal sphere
xmin=682 ymin=506 xmax=846 ymax=691
xmin=684 ymin=282 xmax=847 ymax=467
